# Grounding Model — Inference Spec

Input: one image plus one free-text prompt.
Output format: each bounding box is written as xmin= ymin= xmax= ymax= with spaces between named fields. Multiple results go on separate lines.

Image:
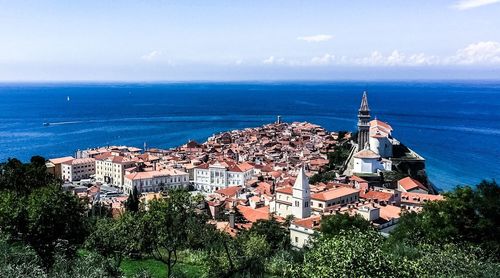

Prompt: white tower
xmin=292 ymin=167 xmax=311 ymax=219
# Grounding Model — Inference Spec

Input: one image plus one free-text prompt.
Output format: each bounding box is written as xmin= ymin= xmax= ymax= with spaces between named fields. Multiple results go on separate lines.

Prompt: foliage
xmin=264 ymin=250 xmax=303 ymax=278
xmin=302 ymin=229 xmax=400 ymax=278
xmin=309 ymin=141 xmax=352 ymax=184
xmin=203 ymin=229 xmax=272 ymax=277
xmin=0 ymin=234 xmax=46 ymax=278
xmin=85 ymin=212 xmax=144 ymax=267
xmin=309 ymin=171 xmax=336 ymax=184
xmin=319 ymin=213 xmax=373 ymax=237
xmin=24 ymin=185 xmax=88 ymax=267
xmin=390 ymin=179 xmax=500 ymax=258
xmin=141 ymin=189 xmax=209 ymax=277
xmin=125 ymin=186 xmax=141 ymax=213
xmin=0 ymin=185 xmax=87 ymax=268
xmin=245 ymin=217 xmax=290 ymax=252
xmin=0 ymin=156 xmax=56 ymax=195
xmin=49 ymin=252 xmax=121 ymax=278
xmin=0 ymin=234 xmax=119 ymax=278
xmin=388 ymin=242 xmax=500 ymax=278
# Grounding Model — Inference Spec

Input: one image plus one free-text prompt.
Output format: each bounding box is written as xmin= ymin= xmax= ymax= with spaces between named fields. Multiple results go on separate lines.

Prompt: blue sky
xmin=1 ymin=0 xmax=500 ymax=81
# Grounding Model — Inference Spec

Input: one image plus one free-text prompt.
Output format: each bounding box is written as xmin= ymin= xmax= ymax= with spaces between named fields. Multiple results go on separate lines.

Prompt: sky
xmin=1 ymin=0 xmax=500 ymax=81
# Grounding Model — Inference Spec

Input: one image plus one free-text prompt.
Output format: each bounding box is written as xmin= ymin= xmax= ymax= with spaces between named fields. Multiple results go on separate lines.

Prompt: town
xmin=46 ymin=92 xmax=443 ymax=247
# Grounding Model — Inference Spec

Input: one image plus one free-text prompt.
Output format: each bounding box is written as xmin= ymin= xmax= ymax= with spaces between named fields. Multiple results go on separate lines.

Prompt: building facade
xmin=291 ymin=167 xmax=311 ymax=219
xmin=193 ymin=161 xmax=254 ymax=192
xmin=95 ymin=154 xmax=136 ymax=188
xmin=124 ymin=168 xmax=189 ymax=194
xmin=61 ymin=158 xmax=95 ymax=182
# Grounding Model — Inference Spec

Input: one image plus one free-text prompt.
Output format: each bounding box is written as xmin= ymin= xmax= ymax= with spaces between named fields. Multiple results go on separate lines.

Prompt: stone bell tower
xmin=357 ymin=91 xmax=371 ymax=151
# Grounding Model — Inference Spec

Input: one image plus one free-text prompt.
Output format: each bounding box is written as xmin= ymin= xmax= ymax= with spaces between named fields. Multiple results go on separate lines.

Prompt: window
xmin=304 ymin=201 xmax=309 ymax=208
xmin=295 ymin=237 xmax=298 ymax=243
xmin=295 ymin=201 xmax=299 ymax=207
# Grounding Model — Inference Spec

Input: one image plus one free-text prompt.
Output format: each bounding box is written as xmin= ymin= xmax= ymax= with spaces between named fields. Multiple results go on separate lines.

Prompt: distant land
xmin=0 ymin=81 xmax=499 ymax=190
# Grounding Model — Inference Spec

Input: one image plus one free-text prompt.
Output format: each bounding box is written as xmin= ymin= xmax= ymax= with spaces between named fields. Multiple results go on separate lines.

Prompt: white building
xmin=193 ymin=161 xmax=254 ymax=192
xmin=124 ymin=168 xmax=189 ymax=194
xmin=61 ymin=158 xmax=95 ymax=182
xmin=353 ymin=149 xmax=390 ymax=174
xmin=290 ymin=215 xmax=321 ymax=248
xmin=369 ymin=119 xmax=394 ymax=158
xmin=271 ymin=167 xmax=314 ymax=219
xmin=292 ymin=167 xmax=311 ymax=219
xmin=94 ymin=154 xmax=136 ymax=188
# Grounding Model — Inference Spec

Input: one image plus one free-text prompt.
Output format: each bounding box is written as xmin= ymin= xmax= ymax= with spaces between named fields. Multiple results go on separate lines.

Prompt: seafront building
xmin=61 ymin=157 xmax=95 ymax=182
xmin=94 ymin=153 xmax=136 ymax=188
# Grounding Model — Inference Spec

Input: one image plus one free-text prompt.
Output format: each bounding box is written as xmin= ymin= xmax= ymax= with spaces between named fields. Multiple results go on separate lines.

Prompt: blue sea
xmin=0 ymin=81 xmax=499 ymax=191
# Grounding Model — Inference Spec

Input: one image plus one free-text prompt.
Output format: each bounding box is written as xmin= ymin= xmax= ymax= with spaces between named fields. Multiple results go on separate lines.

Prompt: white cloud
xmin=297 ymin=34 xmax=333 ymax=42
xmin=310 ymin=54 xmax=336 ymax=65
xmin=354 ymin=50 xmax=440 ymax=66
xmin=261 ymin=41 xmax=500 ymax=67
xmin=141 ymin=50 xmax=162 ymax=61
xmin=448 ymin=41 xmax=500 ymax=64
xmin=451 ymin=0 xmax=500 ymax=10
xmin=262 ymin=56 xmax=286 ymax=65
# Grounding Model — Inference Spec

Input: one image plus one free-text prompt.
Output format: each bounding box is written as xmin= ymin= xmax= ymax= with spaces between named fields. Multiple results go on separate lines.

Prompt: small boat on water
xmin=43 ymin=122 xmax=50 ymax=126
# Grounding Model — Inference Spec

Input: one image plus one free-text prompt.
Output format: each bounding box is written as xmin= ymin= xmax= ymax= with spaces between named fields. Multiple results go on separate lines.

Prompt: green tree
xmin=0 ymin=191 xmax=27 ymax=238
xmin=24 ymin=185 xmax=87 ymax=268
xmin=85 ymin=213 xmax=143 ymax=270
xmin=141 ymin=189 xmax=207 ymax=278
xmin=302 ymin=229 xmax=400 ymax=278
xmin=0 ymin=156 xmax=56 ymax=195
xmin=125 ymin=186 xmax=140 ymax=213
xmin=246 ymin=217 xmax=290 ymax=252
xmin=390 ymin=180 xmax=500 ymax=258
xmin=320 ymin=213 xmax=373 ymax=237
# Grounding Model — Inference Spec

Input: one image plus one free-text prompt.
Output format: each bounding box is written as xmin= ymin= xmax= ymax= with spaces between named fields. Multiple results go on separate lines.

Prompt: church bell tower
xmin=357 ymin=91 xmax=371 ymax=151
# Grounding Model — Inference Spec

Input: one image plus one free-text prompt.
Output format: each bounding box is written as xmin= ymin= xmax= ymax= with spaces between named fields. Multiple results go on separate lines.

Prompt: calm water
xmin=0 ymin=81 xmax=499 ymax=190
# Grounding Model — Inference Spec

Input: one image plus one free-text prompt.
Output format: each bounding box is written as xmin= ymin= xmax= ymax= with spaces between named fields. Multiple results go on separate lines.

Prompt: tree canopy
xmin=390 ymin=179 xmax=500 ymax=258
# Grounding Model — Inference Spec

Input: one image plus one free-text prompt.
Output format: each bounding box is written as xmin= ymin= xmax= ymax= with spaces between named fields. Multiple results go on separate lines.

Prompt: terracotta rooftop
xmin=398 ymin=177 xmax=427 ymax=191
xmin=311 ymin=187 xmax=359 ymax=201
xmin=292 ymin=215 xmax=322 ymax=229
xmin=401 ymin=192 xmax=444 ymax=205
xmin=215 ymin=186 xmax=242 ymax=197
xmin=237 ymin=205 xmax=270 ymax=223
xmin=360 ymin=190 xmax=393 ymax=202
xmin=354 ymin=149 xmax=380 ymax=159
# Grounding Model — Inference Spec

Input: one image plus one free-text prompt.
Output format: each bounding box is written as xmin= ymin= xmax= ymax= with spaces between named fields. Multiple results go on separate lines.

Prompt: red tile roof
xmin=237 ymin=205 xmax=270 ymax=223
xmin=255 ymin=182 xmax=272 ymax=195
xmin=401 ymin=192 xmax=444 ymax=205
xmin=292 ymin=215 xmax=322 ymax=229
xmin=276 ymin=186 xmax=293 ymax=195
xmin=360 ymin=190 xmax=393 ymax=202
xmin=215 ymin=186 xmax=242 ymax=197
xmin=311 ymin=187 xmax=359 ymax=201
xmin=398 ymin=177 xmax=427 ymax=191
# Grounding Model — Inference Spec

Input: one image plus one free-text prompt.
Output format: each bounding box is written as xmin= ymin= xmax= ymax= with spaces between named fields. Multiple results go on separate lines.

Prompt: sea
xmin=0 ymin=81 xmax=499 ymax=191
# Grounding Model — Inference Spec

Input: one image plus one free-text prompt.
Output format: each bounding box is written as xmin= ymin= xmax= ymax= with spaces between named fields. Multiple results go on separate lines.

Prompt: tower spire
xmin=359 ymin=91 xmax=370 ymax=112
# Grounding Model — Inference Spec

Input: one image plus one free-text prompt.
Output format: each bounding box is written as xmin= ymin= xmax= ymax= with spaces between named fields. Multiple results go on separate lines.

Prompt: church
xmin=353 ymin=92 xmax=395 ymax=174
